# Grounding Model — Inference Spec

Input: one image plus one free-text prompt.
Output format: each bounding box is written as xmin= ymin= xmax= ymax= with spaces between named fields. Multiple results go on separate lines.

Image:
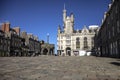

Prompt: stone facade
xmin=95 ymin=0 xmax=120 ymax=58
xmin=21 ymin=32 xmax=40 ymax=56
xmin=40 ymin=40 xmax=55 ymax=55
xmin=1 ymin=22 xmax=23 ymax=56
xmin=0 ymin=30 xmax=10 ymax=56
xmin=57 ymin=6 xmax=99 ymax=56
xmin=0 ymin=22 xmax=55 ymax=56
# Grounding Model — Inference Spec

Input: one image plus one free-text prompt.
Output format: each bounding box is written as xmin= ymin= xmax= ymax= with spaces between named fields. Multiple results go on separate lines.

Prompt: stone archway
xmin=41 ymin=43 xmax=55 ymax=55
xmin=66 ymin=47 xmax=71 ymax=56
xmin=43 ymin=48 xmax=48 ymax=55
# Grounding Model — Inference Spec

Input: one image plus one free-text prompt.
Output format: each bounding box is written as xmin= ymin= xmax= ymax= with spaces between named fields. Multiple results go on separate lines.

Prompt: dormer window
xmin=81 ymin=26 xmax=89 ymax=34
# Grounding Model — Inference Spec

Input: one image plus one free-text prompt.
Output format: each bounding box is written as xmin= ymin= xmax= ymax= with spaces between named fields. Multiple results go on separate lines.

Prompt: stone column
xmin=40 ymin=48 xmax=43 ymax=55
xmin=47 ymin=48 xmax=50 ymax=55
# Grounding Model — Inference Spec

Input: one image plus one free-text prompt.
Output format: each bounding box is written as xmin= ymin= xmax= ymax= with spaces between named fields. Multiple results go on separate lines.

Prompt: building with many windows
xmin=21 ymin=32 xmax=40 ymax=56
xmin=0 ymin=22 xmax=55 ymax=57
xmin=57 ymin=6 xmax=99 ymax=56
xmin=0 ymin=30 xmax=10 ymax=56
xmin=95 ymin=0 xmax=120 ymax=58
xmin=1 ymin=22 xmax=22 ymax=56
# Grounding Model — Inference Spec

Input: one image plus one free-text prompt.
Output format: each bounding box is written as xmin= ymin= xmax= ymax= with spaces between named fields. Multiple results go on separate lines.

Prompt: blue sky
xmin=0 ymin=0 xmax=110 ymax=53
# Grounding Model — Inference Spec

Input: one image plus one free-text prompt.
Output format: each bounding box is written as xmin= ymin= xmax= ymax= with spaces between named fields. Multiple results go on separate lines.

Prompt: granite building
xmin=0 ymin=22 xmax=55 ymax=57
xmin=1 ymin=22 xmax=22 ymax=56
xmin=41 ymin=42 xmax=55 ymax=55
xmin=57 ymin=6 xmax=99 ymax=56
xmin=21 ymin=32 xmax=40 ymax=56
xmin=0 ymin=30 xmax=10 ymax=56
xmin=0 ymin=22 xmax=41 ymax=56
xmin=95 ymin=0 xmax=120 ymax=58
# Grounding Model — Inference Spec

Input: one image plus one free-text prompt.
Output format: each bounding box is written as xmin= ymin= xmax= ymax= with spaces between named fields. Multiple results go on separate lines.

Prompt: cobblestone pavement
xmin=0 ymin=56 xmax=120 ymax=80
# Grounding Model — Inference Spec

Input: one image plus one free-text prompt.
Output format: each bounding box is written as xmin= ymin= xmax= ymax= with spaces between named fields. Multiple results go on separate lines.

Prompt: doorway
xmin=66 ymin=47 xmax=71 ymax=56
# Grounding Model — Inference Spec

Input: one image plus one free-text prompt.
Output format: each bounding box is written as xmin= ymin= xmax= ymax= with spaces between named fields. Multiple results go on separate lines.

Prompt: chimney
xmin=1 ymin=22 xmax=10 ymax=32
xmin=5 ymin=22 xmax=10 ymax=32
xmin=1 ymin=23 xmax=6 ymax=32
xmin=13 ymin=27 xmax=20 ymax=35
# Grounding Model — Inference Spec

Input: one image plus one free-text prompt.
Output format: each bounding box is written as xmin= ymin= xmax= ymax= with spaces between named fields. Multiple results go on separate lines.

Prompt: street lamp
xmin=47 ymin=33 xmax=49 ymax=43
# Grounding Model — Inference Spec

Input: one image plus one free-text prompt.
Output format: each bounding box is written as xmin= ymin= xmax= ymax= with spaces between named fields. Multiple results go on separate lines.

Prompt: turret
xmin=1 ymin=22 xmax=10 ymax=33
xmin=70 ymin=13 xmax=74 ymax=31
xmin=62 ymin=4 xmax=74 ymax=34
xmin=58 ymin=25 xmax=61 ymax=33
xmin=70 ymin=13 xmax=74 ymax=23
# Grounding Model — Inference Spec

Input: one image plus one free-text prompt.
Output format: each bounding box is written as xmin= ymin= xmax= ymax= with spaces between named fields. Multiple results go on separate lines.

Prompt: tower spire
xmin=63 ymin=3 xmax=66 ymax=24
xmin=64 ymin=3 xmax=66 ymax=10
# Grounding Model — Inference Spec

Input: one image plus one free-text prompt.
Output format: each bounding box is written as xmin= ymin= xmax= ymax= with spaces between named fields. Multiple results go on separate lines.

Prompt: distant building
xmin=57 ymin=6 xmax=99 ymax=56
xmin=0 ymin=22 xmax=55 ymax=57
xmin=1 ymin=22 xmax=22 ymax=56
xmin=95 ymin=0 xmax=120 ymax=58
xmin=0 ymin=29 xmax=10 ymax=56
xmin=21 ymin=32 xmax=40 ymax=56
xmin=40 ymin=40 xmax=55 ymax=55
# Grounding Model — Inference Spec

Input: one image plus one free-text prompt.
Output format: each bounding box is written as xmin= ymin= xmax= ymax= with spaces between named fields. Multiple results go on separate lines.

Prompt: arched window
xmin=84 ymin=37 xmax=88 ymax=49
xmin=76 ymin=37 xmax=80 ymax=49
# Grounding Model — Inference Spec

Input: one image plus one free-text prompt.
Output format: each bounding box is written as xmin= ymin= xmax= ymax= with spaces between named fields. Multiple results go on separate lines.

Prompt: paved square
xmin=0 ymin=56 xmax=120 ymax=80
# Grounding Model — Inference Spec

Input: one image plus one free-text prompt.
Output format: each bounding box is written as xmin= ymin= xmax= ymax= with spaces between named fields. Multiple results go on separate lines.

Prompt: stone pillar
xmin=47 ymin=48 xmax=50 ymax=55
xmin=41 ymin=48 xmax=44 ymax=55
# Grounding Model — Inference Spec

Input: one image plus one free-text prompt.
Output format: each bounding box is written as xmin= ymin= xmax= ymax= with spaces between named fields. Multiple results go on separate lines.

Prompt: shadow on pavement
xmin=117 ymin=59 xmax=120 ymax=61
xmin=110 ymin=62 xmax=120 ymax=66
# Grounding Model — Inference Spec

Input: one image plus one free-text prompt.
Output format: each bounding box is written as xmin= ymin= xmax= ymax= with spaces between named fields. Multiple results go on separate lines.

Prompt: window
xmin=84 ymin=37 xmax=88 ymax=49
xmin=116 ymin=6 xmax=118 ymax=14
xmin=109 ymin=31 xmax=111 ymax=39
xmin=116 ymin=41 xmax=118 ymax=54
xmin=91 ymin=37 xmax=94 ymax=47
xmin=110 ymin=43 xmax=113 ymax=55
xmin=117 ymin=20 xmax=120 ymax=33
xmin=66 ymin=21 xmax=71 ymax=28
xmin=61 ymin=41 xmax=63 ymax=44
xmin=61 ymin=46 xmax=63 ymax=50
xmin=111 ymin=12 xmax=113 ymax=20
xmin=0 ymin=39 xmax=2 ymax=49
xmin=66 ymin=40 xmax=71 ymax=45
xmin=0 ymin=39 xmax=1 ymax=45
xmin=113 ymin=26 xmax=114 ymax=36
xmin=76 ymin=37 xmax=80 ymax=49
xmin=12 ymin=38 xmax=14 ymax=46
xmin=4 ymin=39 xmax=6 ymax=45
xmin=66 ymin=35 xmax=70 ymax=39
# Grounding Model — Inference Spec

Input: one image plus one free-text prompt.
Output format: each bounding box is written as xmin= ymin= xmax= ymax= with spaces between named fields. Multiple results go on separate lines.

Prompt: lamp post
xmin=47 ymin=33 xmax=49 ymax=43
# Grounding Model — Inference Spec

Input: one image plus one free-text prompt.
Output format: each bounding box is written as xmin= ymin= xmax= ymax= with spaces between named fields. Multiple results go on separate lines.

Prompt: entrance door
xmin=66 ymin=47 xmax=71 ymax=56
